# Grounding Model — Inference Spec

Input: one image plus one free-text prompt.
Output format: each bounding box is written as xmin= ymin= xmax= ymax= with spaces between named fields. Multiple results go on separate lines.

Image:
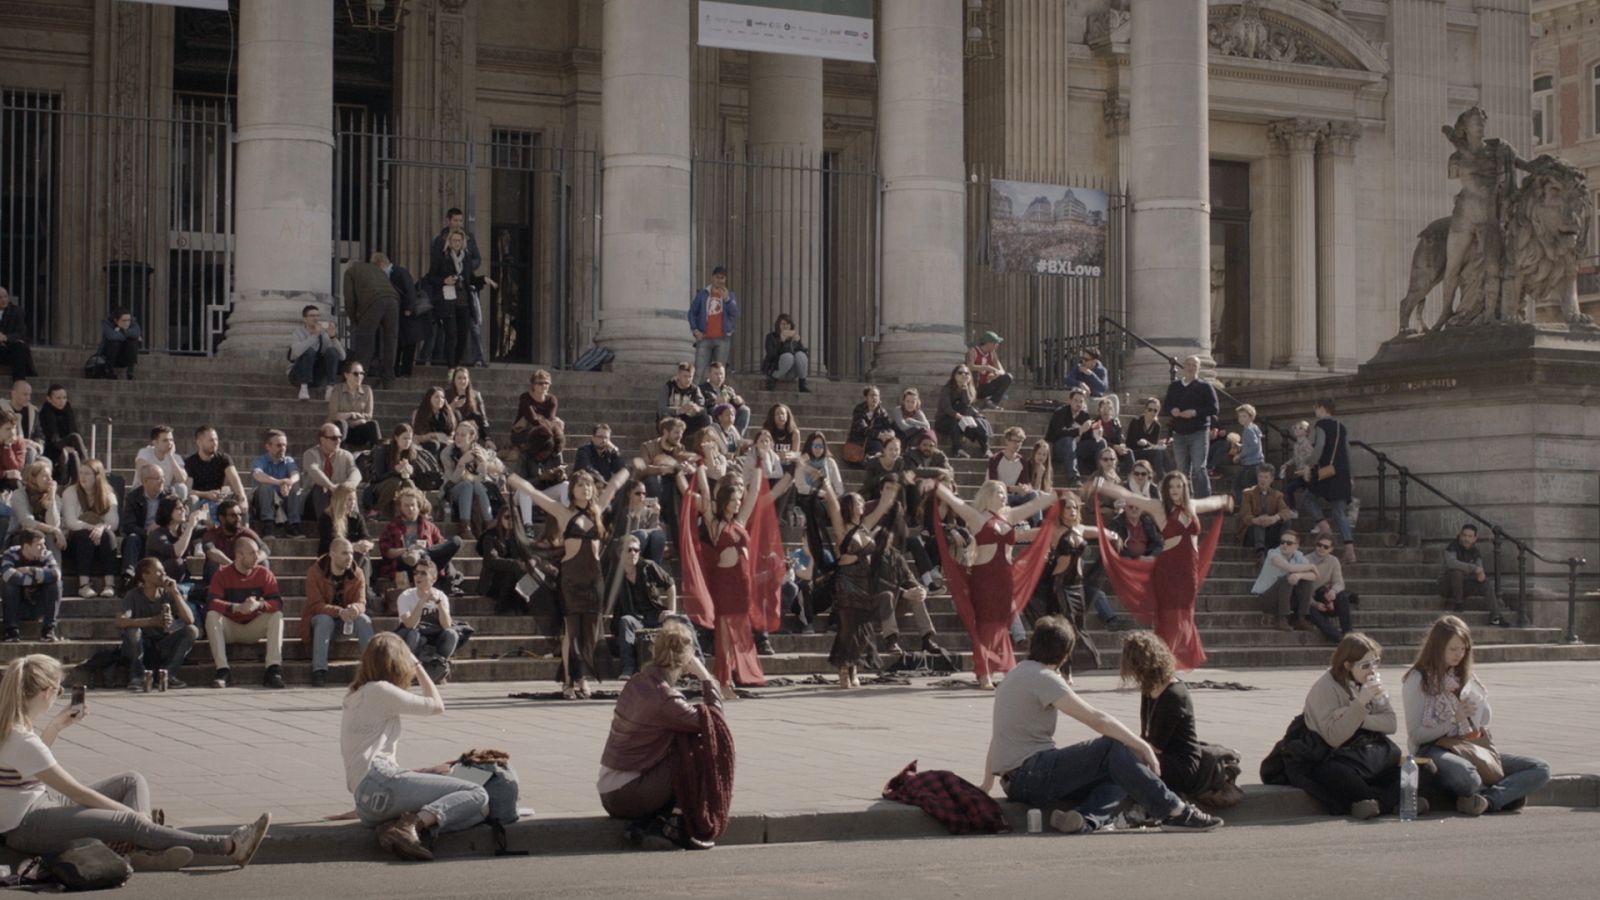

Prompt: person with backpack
xmin=0 ymin=655 xmax=271 ymax=870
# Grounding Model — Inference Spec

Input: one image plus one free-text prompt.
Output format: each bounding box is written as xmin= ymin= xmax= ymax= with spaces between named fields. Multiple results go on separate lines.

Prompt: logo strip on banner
xmin=698 ymin=0 xmax=875 ymax=64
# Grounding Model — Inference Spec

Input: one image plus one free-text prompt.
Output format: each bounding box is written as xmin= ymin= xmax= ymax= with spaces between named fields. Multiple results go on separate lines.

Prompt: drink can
xmin=1027 ymin=809 xmax=1042 ymax=834
xmin=142 ymin=672 xmax=154 ymax=693
xmin=344 ymin=618 xmax=355 ymax=637
xmin=156 ymin=671 xmax=168 ymax=692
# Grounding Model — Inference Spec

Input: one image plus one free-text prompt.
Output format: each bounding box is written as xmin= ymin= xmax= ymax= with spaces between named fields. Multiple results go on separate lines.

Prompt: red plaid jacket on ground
xmin=882 ymin=760 xmax=1011 ymax=835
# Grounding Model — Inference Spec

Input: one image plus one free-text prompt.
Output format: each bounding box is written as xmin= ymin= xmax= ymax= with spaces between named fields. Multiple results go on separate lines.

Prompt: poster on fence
xmin=698 ymin=0 xmax=875 ymax=63
xmin=988 ymin=180 xmax=1108 ymax=277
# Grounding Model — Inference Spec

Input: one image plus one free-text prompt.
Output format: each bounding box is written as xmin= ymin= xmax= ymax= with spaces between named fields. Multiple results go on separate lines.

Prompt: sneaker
xmin=165 ymin=676 xmax=187 ymax=690
xmin=297 ymin=384 xmax=310 ymax=401
xmin=1049 ymin=809 xmax=1086 ymax=834
xmin=310 ymin=669 xmax=328 ymax=688
xmin=1341 ymin=544 xmax=1357 ymax=566
xmin=1350 ymin=798 xmax=1381 ymax=820
xmin=99 ymin=585 xmax=116 ymax=598
xmin=324 ymin=385 xmax=335 ymax=402
xmin=212 ymin=668 xmax=231 ymax=689
xmin=79 ymin=583 xmax=96 ymax=599
xmin=1486 ymin=615 xmax=1510 ymax=628
xmin=1160 ymin=804 xmax=1223 ymax=832
xmin=2 ymin=629 xmax=19 ymax=643
xmin=228 ymin=812 xmax=272 ymax=868
xmin=377 ymin=811 xmax=434 ymax=861
xmin=263 ymin=665 xmax=286 ymax=689
xmin=755 ymin=637 xmax=776 ymax=657
xmin=39 ymin=625 xmax=57 ymax=643
xmin=127 ymin=679 xmax=147 ymax=693
xmin=1456 ymin=794 xmax=1489 ymax=816
xmin=285 ymin=523 xmax=303 ymax=538
xmin=129 ymin=846 xmax=194 ymax=872
xmin=881 ymin=635 xmax=903 ymax=654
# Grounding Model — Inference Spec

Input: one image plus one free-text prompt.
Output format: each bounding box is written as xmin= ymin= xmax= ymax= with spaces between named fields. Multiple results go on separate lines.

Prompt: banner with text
xmin=698 ymin=0 xmax=874 ymax=63
xmin=988 ymin=180 xmax=1107 ymax=278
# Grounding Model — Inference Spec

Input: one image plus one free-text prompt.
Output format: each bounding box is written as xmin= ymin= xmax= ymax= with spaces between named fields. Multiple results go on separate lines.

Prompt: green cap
xmin=980 ymin=330 xmax=1003 ymax=345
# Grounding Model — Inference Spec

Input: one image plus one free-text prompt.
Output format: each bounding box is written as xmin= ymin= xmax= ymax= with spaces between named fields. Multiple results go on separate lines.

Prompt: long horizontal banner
xmin=698 ymin=0 xmax=874 ymax=63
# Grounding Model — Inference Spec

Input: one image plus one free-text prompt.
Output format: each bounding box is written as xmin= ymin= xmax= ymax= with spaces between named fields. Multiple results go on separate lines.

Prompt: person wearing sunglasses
xmin=1249 ymin=530 xmax=1318 ymax=632
xmin=1126 ymin=397 xmax=1169 ymax=479
xmin=936 ymin=366 xmax=991 ymax=459
xmin=1289 ymin=634 xmax=1410 ymax=820
xmin=1305 ymin=536 xmax=1357 ymax=642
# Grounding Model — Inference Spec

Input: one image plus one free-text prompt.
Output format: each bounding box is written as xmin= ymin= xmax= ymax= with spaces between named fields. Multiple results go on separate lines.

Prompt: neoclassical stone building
xmin=0 ymin=0 xmax=1537 ymax=385
xmin=1533 ymin=0 xmax=1600 ymax=314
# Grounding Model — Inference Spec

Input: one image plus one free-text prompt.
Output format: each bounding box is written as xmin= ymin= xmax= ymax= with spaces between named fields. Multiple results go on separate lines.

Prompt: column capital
xmin=1102 ymin=97 xmax=1130 ymax=137
xmin=1268 ymin=118 xmax=1324 ymax=153
xmin=1320 ymin=120 xmax=1361 ymax=156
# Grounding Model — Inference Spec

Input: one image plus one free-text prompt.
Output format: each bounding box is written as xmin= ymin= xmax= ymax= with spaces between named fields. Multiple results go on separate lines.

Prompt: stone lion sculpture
xmin=1398 ymin=154 xmax=1594 ymax=333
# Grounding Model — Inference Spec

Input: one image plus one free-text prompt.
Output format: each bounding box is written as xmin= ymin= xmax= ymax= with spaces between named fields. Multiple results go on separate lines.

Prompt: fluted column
xmin=874 ymin=0 xmax=967 ymax=378
xmin=1317 ymin=122 xmax=1361 ymax=370
xmin=1273 ymin=119 xmax=1321 ymax=370
xmin=596 ymin=0 xmax=694 ymax=367
xmin=221 ymin=0 xmax=333 ymax=358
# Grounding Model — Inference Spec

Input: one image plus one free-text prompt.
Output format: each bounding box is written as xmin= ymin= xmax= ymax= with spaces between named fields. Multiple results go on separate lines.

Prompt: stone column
xmin=1317 ymin=122 xmax=1360 ymax=371
xmin=1390 ymin=1 xmax=1449 ymax=328
xmin=1128 ymin=0 xmax=1210 ymax=386
xmin=221 ymin=0 xmax=334 ymax=358
xmin=1272 ymin=119 xmax=1322 ymax=370
xmin=595 ymin=0 xmax=694 ymax=368
xmin=1103 ymin=98 xmax=1130 ymax=193
xmin=747 ymin=53 xmax=825 ymax=372
xmin=874 ymin=0 xmax=967 ymax=379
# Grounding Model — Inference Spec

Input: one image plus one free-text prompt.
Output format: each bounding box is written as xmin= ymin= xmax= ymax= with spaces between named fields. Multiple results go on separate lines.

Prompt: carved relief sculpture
xmin=1208 ymin=1 xmax=1335 ymax=67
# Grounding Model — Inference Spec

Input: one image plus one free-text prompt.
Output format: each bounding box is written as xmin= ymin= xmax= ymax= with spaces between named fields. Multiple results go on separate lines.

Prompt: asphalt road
xmin=124 ymin=808 xmax=1598 ymax=900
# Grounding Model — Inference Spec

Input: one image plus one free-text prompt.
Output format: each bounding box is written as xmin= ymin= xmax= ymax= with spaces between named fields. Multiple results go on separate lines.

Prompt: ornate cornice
xmin=1268 ymin=117 xmax=1325 ymax=152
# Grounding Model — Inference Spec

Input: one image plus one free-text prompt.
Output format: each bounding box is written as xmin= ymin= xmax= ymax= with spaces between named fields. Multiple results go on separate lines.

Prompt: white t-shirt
xmin=0 ymin=728 xmax=57 ymax=833
xmin=134 ymin=447 xmax=186 ymax=490
xmin=339 ymin=681 xmax=439 ymax=793
xmin=987 ymin=660 xmax=1072 ymax=775
xmin=396 ymin=587 xmax=446 ymax=620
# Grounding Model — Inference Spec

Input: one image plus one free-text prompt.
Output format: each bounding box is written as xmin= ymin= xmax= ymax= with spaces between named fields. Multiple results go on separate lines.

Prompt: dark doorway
xmin=1209 ymin=160 xmax=1251 ymax=368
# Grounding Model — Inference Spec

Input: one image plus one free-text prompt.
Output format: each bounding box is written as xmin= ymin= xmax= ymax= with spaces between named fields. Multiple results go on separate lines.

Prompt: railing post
xmin=1490 ymin=527 xmax=1504 ymax=607
xmin=1375 ymin=456 xmax=1389 ymax=529
xmin=1397 ymin=470 xmax=1409 ymax=544
xmin=1516 ymin=546 xmax=1528 ymax=610
xmin=1564 ymin=558 xmax=1583 ymax=645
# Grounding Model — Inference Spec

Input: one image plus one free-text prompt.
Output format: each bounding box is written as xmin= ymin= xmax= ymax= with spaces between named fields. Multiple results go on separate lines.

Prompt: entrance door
xmin=1209 ymin=160 xmax=1251 ymax=368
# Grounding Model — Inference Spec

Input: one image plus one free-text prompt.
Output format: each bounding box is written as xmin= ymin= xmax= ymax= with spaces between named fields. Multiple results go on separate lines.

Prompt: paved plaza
xmin=48 ymin=661 xmax=1600 ymax=828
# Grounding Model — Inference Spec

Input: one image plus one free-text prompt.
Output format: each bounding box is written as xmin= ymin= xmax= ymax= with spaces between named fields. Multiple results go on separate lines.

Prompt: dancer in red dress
xmin=930 ymin=480 xmax=1058 ymax=689
xmin=679 ymin=463 xmax=791 ymax=696
xmin=1094 ymin=473 xmax=1232 ymax=670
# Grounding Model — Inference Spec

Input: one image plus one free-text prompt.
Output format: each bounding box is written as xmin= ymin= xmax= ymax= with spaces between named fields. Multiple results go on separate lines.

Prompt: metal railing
xmin=1351 ymin=441 xmax=1589 ymax=644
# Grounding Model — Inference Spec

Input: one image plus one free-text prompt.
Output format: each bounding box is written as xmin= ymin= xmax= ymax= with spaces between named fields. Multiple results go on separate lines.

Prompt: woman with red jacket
xmin=376 ymin=488 xmax=461 ymax=590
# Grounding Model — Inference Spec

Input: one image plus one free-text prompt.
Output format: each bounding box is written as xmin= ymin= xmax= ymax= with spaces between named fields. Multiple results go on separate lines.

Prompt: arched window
xmin=1534 ymin=75 xmax=1554 ymax=147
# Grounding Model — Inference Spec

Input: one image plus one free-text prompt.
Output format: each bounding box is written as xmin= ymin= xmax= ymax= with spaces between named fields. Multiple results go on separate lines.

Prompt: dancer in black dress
xmin=818 ymin=479 xmax=903 ymax=689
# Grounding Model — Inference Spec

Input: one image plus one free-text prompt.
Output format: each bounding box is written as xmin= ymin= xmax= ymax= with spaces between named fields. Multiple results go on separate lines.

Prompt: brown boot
xmin=377 ymin=812 xmax=434 ymax=861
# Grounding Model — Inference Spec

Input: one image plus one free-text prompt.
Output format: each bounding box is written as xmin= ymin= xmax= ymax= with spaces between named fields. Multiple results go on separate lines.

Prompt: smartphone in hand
xmin=70 ymin=685 xmax=86 ymax=715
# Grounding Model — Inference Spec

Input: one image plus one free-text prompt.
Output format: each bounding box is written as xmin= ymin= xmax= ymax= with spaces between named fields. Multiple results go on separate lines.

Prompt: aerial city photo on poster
xmin=988 ymin=179 xmax=1108 ymax=278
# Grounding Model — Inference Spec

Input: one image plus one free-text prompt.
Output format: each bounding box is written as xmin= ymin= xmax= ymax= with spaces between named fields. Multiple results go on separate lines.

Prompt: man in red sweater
xmin=204 ymin=535 xmax=285 ymax=689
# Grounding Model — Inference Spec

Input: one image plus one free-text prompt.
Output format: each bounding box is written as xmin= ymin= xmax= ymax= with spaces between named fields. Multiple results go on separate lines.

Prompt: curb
xmin=170 ymin=774 xmax=1600 ymax=864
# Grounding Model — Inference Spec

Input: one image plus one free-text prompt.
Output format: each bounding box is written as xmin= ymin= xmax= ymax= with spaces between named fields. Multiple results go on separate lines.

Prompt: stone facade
xmin=1533 ymin=0 xmax=1600 ymax=317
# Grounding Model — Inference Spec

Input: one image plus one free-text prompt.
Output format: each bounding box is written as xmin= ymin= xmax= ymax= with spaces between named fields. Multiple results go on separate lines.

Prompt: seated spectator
xmin=394 ymin=558 xmax=462 ymax=674
xmin=935 ymin=365 xmax=990 ymax=458
xmin=981 ymin=616 xmax=1222 ymax=833
xmin=250 ymin=429 xmax=303 ymax=537
xmin=10 ymin=460 xmax=64 ymax=553
xmin=575 ymin=423 xmax=625 ymax=483
xmin=1076 ymin=398 xmax=1126 ymax=477
xmin=1081 ymin=446 xmax=1123 ymax=502
xmin=1306 ymin=534 xmax=1356 ymax=642
xmin=329 ymin=360 xmax=380 ymax=451
xmin=1125 ymin=459 xmax=1160 ymax=501
xmin=1105 ymin=498 xmax=1161 ymax=560
xmin=117 ymin=558 xmax=197 ymax=691
xmin=478 ymin=504 xmax=543 ymax=614
xmin=1238 ymin=464 xmax=1293 ymax=556
xmin=304 ymin=537 xmax=373 ymax=687
xmin=689 ymin=425 xmax=731 ymax=485
xmin=1439 ymin=523 xmax=1514 ymax=627
xmin=848 ymin=386 xmax=896 ymax=460
xmin=606 ymin=533 xmax=694 ymax=679
xmin=1281 ymin=420 xmax=1315 ymax=512
xmin=0 ymin=286 xmax=37 ymax=382
xmin=1126 ymin=396 xmax=1168 ymax=478
xmin=659 ymin=362 xmax=710 ymax=435
xmin=612 ymin=479 xmax=667 ymax=567
xmin=1046 ymin=389 xmax=1092 ymax=482
xmin=98 ymin=307 xmax=142 ymax=379
xmin=364 ymin=424 xmax=421 ymax=519
xmin=317 ymin=485 xmax=375 ymax=561
xmin=0 ymin=410 xmax=27 ymax=545
xmin=378 ymin=488 xmax=462 ymax=590
xmin=709 ymin=405 xmax=742 ymax=456
xmin=1063 ymin=347 xmax=1110 ymax=410
xmin=698 ymin=361 xmax=750 ymax=434
xmin=1401 ymin=616 xmax=1550 ymax=816
xmin=204 ymin=534 xmax=285 ymax=689
xmin=341 ymin=633 xmax=483 ymax=862
xmin=147 ymin=497 xmax=203 ymax=607
xmin=1251 ymin=530 xmax=1317 ymax=632
xmin=639 ymin=417 xmax=693 ymax=537
xmin=198 ymin=499 xmax=266 ymax=596
xmin=134 ymin=425 xmax=189 ymax=498
xmin=793 ymin=431 xmax=843 ymax=555
xmin=8 ymin=380 xmax=42 ymax=462
xmin=760 ymin=402 xmax=803 ymax=462
xmin=121 ymin=470 xmax=169 ymax=580
xmin=445 ymin=366 xmax=490 ymax=446
xmin=1295 ymin=633 xmax=1405 ymax=819
xmin=411 ymin=387 xmax=458 ymax=459
xmin=289 ymin=303 xmax=345 ymax=401
xmin=186 ymin=426 xmax=247 ymax=518
xmin=39 ymin=385 xmax=90 ymax=486
xmin=860 ymin=435 xmax=911 ymax=505
xmin=1120 ymin=631 xmax=1241 ymax=806
xmin=510 ymin=369 xmax=564 ymax=474
xmin=904 ymin=430 xmax=951 ymax=478
xmin=0 ymin=655 xmax=273 ymax=870
xmin=438 ymin=420 xmax=502 ymax=538
xmin=304 ymin=424 xmax=363 ymax=523
xmin=890 ymin=387 xmax=933 ymax=444
xmin=60 ymin=458 xmax=119 ymax=598
xmin=1231 ymin=405 xmax=1265 ymax=506
xmin=986 ymin=427 xmax=1037 ymax=511
xmin=761 ymin=312 xmax=809 ymax=392
xmin=0 ymin=528 xmax=61 ymax=642
xmin=598 ymin=618 xmax=728 ymax=850
xmin=966 ymin=331 xmax=1012 ymax=411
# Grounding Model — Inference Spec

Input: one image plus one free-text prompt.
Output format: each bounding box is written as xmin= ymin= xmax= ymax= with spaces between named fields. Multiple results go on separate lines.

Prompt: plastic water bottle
xmin=1399 ymin=755 xmax=1419 ymax=821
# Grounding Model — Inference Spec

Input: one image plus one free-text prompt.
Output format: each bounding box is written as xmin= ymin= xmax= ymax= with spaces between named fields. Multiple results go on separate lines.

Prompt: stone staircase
xmin=8 ymin=349 xmax=1597 ymax=687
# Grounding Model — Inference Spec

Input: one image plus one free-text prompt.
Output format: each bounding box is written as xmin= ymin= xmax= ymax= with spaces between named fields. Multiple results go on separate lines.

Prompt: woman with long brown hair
xmin=61 ymin=457 xmax=119 ymax=597
xmin=366 ymin=423 xmax=422 ymax=518
xmin=1296 ymin=633 xmax=1405 ymax=819
xmin=1401 ymin=616 xmax=1550 ymax=815
xmin=342 ymin=633 xmax=486 ymax=861
xmin=934 ymin=364 xmax=990 ymax=458
xmin=411 ymin=387 xmax=458 ymax=459
xmin=818 ymin=479 xmax=903 ymax=689
xmin=445 ymin=366 xmax=491 ymax=446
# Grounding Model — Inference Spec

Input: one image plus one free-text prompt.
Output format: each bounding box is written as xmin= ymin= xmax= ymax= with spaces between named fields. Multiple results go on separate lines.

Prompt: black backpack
xmin=36 ymin=839 xmax=133 ymax=891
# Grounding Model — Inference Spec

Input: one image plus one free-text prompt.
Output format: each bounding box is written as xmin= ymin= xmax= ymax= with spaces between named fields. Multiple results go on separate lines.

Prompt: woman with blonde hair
xmin=0 ymin=655 xmax=271 ymax=869
xmin=438 ymin=420 xmax=502 ymax=538
xmin=61 ymin=457 xmax=119 ymax=598
xmin=1401 ymin=616 xmax=1550 ymax=815
xmin=343 ymin=633 xmax=486 ymax=861
xmin=9 ymin=459 xmax=64 ymax=551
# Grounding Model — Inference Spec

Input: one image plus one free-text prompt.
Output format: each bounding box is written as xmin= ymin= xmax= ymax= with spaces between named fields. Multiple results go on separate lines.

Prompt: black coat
xmin=762 ymin=332 xmax=808 ymax=375
xmin=0 ymin=303 xmax=26 ymax=341
xmin=390 ymin=264 xmax=428 ymax=345
xmin=1309 ymin=417 xmax=1352 ymax=503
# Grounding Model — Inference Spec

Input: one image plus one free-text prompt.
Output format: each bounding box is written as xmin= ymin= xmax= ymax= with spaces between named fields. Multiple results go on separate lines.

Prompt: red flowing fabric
xmin=1092 ymin=504 xmax=1224 ymax=671
xmin=672 ymin=703 xmax=735 ymax=842
xmin=676 ymin=471 xmax=779 ymax=686
xmin=931 ymin=500 xmax=1059 ymax=679
xmin=678 ymin=471 xmax=715 ymax=630
xmin=744 ymin=475 xmax=786 ymax=634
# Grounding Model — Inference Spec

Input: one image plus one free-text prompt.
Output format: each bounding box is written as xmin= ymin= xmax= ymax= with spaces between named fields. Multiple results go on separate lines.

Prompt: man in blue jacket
xmin=1064 ymin=347 xmax=1114 ymax=416
xmin=689 ymin=266 xmax=739 ymax=375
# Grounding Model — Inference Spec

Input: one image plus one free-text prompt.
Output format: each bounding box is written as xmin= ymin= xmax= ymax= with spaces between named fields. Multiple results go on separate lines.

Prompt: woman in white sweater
xmin=1298 ymin=632 xmax=1405 ymax=819
xmin=342 ymin=632 xmax=486 ymax=862
xmin=60 ymin=458 xmax=120 ymax=598
xmin=1401 ymin=616 xmax=1551 ymax=816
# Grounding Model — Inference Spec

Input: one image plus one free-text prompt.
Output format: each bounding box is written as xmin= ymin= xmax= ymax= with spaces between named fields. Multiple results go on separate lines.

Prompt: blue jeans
xmin=355 ymin=760 xmax=488 ymax=833
xmin=1303 ymin=494 xmax=1354 ymax=544
xmin=1003 ymin=736 xmax=1184 ymax=830
xmin=310 ymin=612 xmax=376 ymax=672
xmin=615 ymin=611 xmax=702 ymax=677
xmin=447 ymin=480 xmax=492 ymax=524
xmin=1170 ymin=430 xmax=1210 ymax=498
xmin=289 ymin=345 xmax=342 ymax=388
xmin=252 ymin=483 xmax=305 ymax=527
xmin=631 ymin=528 xmax=666 ymax=566
xmin=2 ymin=581 xmax=61 ymax=633
xmin=1051 ymin=436 xmax=1077 ymax=481
xmin=396 ymin=624 xmax=460 ymax=660
xmin=694 ymin=336 xmax=733 ymax=375
xmin=1419 ymin=745 xmax=1550 ymax=811
xmin=120 ymin=625 xmax=198 ymax=680
xmin=0 ymin=501 xmax=11 ymax=547
xmin=732 ymin=404 xmax=751 ymax=433
xmin=772 ymin=350 xmax=808 ymax=381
